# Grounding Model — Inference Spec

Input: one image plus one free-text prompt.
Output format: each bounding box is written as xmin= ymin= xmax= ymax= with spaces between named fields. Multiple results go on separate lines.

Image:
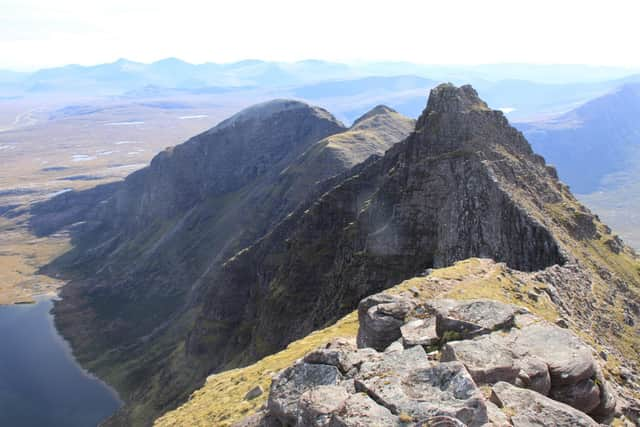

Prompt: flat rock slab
xmin=440 ymin=334 xmax=520 ymax=385
xmin=355 ymin=347 xmax=488 ymax=426
xmin=490 ymin=381 xmax=599 ymax=427
xmin=304 ymin=338 xmax=381 ymax=375
xmin=429 ymin=299 xmax=517 ymax=340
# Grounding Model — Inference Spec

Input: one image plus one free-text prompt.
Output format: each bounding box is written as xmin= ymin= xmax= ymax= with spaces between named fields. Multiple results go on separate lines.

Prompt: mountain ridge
xmin=27 ymin=84 xmax=640 ymax=426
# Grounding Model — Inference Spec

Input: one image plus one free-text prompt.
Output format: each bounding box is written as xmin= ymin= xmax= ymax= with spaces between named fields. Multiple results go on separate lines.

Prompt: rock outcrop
xmin=237 ymin=295 xmax=620 ymax=426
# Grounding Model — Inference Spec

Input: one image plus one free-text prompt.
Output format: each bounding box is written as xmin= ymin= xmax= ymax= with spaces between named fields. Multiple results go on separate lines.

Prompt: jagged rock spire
xmin=425 ymin=83 xmax=490 ymax=114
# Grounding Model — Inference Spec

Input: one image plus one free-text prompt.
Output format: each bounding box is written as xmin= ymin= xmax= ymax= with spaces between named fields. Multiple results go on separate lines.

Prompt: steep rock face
xmin=188 ymin=84 xmax=566 ymax=371
xmin=45 ymin=100 xmax=346 ymax=361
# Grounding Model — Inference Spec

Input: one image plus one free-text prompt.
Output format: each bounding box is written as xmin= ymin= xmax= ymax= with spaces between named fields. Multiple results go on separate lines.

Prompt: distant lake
xmin=0 ymin=297 xmax=121 ymax=427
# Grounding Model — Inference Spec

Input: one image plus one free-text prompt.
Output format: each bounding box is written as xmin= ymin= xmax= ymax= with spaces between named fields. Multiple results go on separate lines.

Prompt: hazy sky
xmin=1 ymin=0 xmax=639 ymax=70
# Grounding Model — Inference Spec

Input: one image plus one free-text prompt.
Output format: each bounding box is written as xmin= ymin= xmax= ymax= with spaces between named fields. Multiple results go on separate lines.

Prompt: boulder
xmin=245 ymin=385 xmax=264 ymax=400
xmin=490 ymin=381 xmax=599 ymax=427
xmin=298 ymin=385 xmax=349 ymax=426
xmin=357 ymin=293 xmax=415 ymax=351
xmin=268 ymin=362 xmax=343 ymax=425
xmin=429 ymin=299 xmax=517 ymax=340
xmin=511 ymin=323 xmax=597 ymax=386
xmin=401 ymin=317 xmax=439 ymax=348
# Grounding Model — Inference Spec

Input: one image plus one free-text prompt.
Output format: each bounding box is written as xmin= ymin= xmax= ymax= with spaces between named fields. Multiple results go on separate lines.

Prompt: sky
xmin=1 ymin=0 xmax=640 ymax=71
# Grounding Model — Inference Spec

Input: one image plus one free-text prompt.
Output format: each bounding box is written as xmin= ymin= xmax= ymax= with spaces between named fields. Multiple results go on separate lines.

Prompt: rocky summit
xmin=236 ymin=291 xmax=617 ymax=426
xmin=29 ymin=84 xmax=640 ymax=426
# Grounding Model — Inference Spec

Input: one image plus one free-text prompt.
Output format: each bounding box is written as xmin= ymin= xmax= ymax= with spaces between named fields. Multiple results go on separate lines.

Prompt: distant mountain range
xmin=519 ymin=83 xmax=640 ymax=248
xmin=0 ymin=58 xmax=638 ymax=105
xmin=3 ymin=58 xmax=639 ymax=248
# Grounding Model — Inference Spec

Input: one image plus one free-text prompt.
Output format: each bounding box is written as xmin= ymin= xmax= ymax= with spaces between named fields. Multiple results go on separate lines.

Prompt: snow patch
xmin=179 ymin=115 xmax=208 ymax=120
xmin=48 ymin=188 xmax=72 ymax=198
xmin=105 ymin=121 xmax=144 ymax=126
xmin=72 ymin=154 xmax=97 ymax=162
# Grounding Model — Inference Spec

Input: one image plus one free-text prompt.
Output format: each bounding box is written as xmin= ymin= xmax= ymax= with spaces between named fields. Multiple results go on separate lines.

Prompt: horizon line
xmin=3 ymin=58 xmax=640 ymax=74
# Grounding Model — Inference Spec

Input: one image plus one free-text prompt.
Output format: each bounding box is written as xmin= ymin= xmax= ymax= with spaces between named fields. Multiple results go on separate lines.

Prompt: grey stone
xmin=514 ymin=356 xmax=551 ymax=396
xmin=356 ymin=351 xmax=488 ymax=427
xmin=549 ymin=377 xmax=601 ymax=414
xmin=415 ymin=415 xmax=467 ymax=426
xmin=304 ymin=338 xmax=360 ymax=374
xmin=490 ymin=381 xmax=599 ymax=427
xmin=357 ymin=293 xmax=415 ymax=351
xmin=384 ymin=339 xmax=405 ymax=353
xmin=327 ymin=393 xmax=398 ymax=427
xmin=485 ymin=400 xmax=511 ymax=427
xmin=245 ymin=385 xmax=264 ymax=400
xmin=430 ymin=299 xmax=517 ymax=340
xmin=440 ymin=334 xmax=519 ymax=385
xmin=589 ymin=369 xmax=618 ymax=420
xmin=511 ymin=323 xmax=597 ymax=386
xmin=620 ymin=367 xmax=635 ymax=381
xmin=297 ymin=385 xmax=350 ymax=426
xmin=401 ymin=317 xmax=439 ymax=347
xmin=268 ymin=362 xmax=343 ymax=425
xmin=231 ymin=410 xmax=281 ymax=427
xmin=357 ymin=345 xmax=431 ymax=378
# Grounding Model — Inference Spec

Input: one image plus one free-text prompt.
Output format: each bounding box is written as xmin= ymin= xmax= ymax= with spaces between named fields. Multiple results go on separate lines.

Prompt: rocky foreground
xmin=235 ymin=287 xmax=634 ymax=426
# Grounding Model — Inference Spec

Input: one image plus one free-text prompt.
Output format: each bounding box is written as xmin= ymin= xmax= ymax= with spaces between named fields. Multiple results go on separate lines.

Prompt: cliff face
xmin=187 ymin=85 xmax=567 ymax=369
xmin=43 ymin=100 xmax=347 ymax=365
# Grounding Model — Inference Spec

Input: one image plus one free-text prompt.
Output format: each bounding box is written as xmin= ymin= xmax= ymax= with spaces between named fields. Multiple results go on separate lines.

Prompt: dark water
xmin=0 ymin=297 xmax=121 ymax=427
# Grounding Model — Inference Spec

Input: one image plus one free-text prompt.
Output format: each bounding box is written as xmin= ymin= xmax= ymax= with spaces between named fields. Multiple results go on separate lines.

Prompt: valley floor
xmin=0 ymin=96 xmax=237 ymax=304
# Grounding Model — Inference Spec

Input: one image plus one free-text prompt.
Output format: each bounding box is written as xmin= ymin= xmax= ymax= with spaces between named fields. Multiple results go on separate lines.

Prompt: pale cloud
xmin=1 ymin=0 xmax=639 ymax=70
